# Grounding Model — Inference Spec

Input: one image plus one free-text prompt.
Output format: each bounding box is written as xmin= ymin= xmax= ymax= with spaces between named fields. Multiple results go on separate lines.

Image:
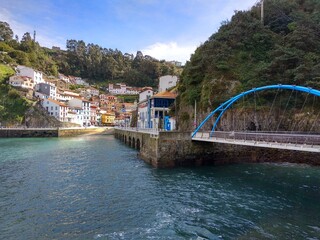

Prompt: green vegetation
xmin=116 ymin=94 xmax=138 ymax=103
xmin=179 ymin=0 xmax=320 ymax=113
xmin=0 ymin=64 xmax=31 ymax=126
xmin=51 ymin=44 xmax=182 ymax=87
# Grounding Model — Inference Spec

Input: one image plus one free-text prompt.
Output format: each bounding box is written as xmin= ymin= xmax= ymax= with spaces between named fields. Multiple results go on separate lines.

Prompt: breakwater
xmin=0 ymin=127 xmax=113 ymax=138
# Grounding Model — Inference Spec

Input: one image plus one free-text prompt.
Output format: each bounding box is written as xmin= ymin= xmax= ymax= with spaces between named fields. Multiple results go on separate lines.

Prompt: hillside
xmin=0 ymin=64 xmax=31 ymax=126
xmin=0 ymin=21 xmax=182 ymax=88
xmin=177 ymin=0 xmax=320 ymax=130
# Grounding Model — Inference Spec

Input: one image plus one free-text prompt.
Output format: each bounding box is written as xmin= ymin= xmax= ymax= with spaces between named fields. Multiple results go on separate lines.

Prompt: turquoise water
xmin=0 ymin=135 xmax=319 ymax=239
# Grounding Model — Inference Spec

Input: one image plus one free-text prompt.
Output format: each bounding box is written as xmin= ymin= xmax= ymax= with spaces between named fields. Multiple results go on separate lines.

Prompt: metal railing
xmin=115 ymin=126 xmax=160 ymax=135
xmin=193 ymin=131 xmax=320 ymax=146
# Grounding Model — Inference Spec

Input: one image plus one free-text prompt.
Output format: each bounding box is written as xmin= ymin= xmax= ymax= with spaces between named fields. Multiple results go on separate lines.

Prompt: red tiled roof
xmin=47 ymin=98 xmax=67 ymax=107
xmin=151 ymin=91 xmax=177 ymax=99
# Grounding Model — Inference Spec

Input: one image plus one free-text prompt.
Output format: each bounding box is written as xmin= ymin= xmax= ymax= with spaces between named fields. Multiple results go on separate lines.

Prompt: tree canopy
xmin=179 ymin=0 xmax=320 ymax=112
xmin=0 ymin=22 xmax=182 ymax=88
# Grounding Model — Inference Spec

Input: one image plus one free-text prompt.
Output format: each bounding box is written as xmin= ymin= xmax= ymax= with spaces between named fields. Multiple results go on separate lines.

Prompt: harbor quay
xmin=0 ymin=127 xmax=113 ymax=137
xmin=115 ymin=128 xmax=320 ymax=167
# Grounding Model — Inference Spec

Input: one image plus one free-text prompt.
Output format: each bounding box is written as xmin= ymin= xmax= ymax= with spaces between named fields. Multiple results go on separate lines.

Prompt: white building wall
xmin=16 ymin=65 xmax=43 ymax=85
xmin=139 ymin=89 xmax=153 ymax=102
xmin=41 ymin=99 xmax=67 ymax=122
xmin=159 ymin=75 xmax=178 ymax=93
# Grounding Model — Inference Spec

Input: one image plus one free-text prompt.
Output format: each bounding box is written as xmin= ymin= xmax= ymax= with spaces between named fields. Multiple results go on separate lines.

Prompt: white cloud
xmin=141 ymin=42 xmax=197 ymax=64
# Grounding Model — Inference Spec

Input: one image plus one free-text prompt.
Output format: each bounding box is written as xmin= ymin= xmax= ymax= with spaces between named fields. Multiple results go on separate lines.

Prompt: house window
xmin=51 ymin=106 xmax=53 ymax=110
xmin=55 ymin=106 xmax=58 ymax=110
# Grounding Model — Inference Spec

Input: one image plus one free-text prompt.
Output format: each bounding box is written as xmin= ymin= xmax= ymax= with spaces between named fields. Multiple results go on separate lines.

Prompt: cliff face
xmin=24 ymin=103 xmax=60 ymax=128
xmin=24 ymin=103 xmax=80 ymax=128
xmin=178 ymin=107 xmax=320 ymax=133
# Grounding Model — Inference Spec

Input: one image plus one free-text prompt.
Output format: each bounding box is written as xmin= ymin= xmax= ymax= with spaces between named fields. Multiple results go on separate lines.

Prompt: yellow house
xmin=101 ymin=112 xmax=116 ymax=126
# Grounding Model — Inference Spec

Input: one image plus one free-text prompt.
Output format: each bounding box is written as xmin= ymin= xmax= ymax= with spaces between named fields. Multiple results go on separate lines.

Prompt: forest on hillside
xmin=0 ymin=22 xmax=181 ymax=87
xmin=178 ymin=0 xmax=320 ymax=112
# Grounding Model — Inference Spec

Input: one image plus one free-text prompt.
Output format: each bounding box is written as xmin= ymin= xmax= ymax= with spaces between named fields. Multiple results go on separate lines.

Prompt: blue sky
xmin=1 ymin=0 xmax=258 ymax=63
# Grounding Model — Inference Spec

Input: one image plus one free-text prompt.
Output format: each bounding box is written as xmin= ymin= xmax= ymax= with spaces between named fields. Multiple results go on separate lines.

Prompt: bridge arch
xmin=132 ymin=137 xmax=136 ymax=148
xmin=192 ymin=85 xmax=320 ymax=137
xmin=136 ymin=139 xmax=141 ymax=150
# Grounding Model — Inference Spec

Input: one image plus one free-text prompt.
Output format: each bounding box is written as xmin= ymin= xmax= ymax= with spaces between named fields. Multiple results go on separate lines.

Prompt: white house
xmin=58 ymin=90 xmax=80 ymax=102
xmin=41 ymin=98 xmax=68 ymax=122
xmin=68 ymin=98 xmax=91 ymax=126
xmin=58 ymin=73 xmax=70 ymax=83
xmin=75 ymin=77 xmax=89 ymax=86
xmin=108 ymin=83 xmax=127 ymax=95
xmin=9 ymin=76 xmax=35 ymax=90
xmin=16 ymin=65 xmax=44 ymax=85
xmin=87 ymin=87 xmax=99 ymax=96
xmin=158 ymin=75 xmax=178 ymax=93
xmin=139 ymin=87 xmax=153 ymax=102
xmin=35 ymin=82 xmax=57 ymax=100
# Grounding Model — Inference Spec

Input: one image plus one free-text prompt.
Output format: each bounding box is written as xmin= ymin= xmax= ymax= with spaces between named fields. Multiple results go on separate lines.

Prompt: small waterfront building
xmin=149 ymin=91 xmax=177 ymax=130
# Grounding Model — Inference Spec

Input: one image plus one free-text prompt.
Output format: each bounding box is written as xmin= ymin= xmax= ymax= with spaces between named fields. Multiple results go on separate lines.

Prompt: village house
xmin=8 ymin=75 xmax=35 ymax=90
xmin=16 ymin=65 xmax=44 ymax=85
xmin=35 ymin=82 xmax=57 ymax=100
xmin=108 ymin=83 xmax=127 ymax=95
xmin=58 ymin=73 xmax=70 ymax=83
xmin=75 ymin=77 xmax=89 ymax=86
xmin=90 ymin=105 xmax=98 ymax=126
xmin=41 ymin=98 xmax=68 ymax=122
xmin=49 ymin=78 xmax=70 ymax=91
xmin=149 ymin=91 xmax=177 ymax=130
xmin=101 ymin=111 xmax=116 ymax=126
xmin=87 ymin=87 xmax=99 ymax=96
xmin=68 ymin=98 xmax=91 ymax=126
xmin=58 ymin=90 xmax=80 ymax=102
xmin=137 ymin=87 xmax=154 ymax=129
xmin=158 ymin=75 xmax=178 ymax=93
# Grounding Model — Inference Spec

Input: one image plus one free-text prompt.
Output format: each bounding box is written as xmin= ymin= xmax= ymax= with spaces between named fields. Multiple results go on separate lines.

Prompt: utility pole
xmin=261 ymin=0 xmax=264 ymax=25
xmin=194 ymin=100 xmax=197 ymax=129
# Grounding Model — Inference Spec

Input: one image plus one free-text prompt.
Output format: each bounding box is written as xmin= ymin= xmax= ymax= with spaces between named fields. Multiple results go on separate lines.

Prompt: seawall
xmin=115 ymin=129 xmax=215 ymax=167
xmin=115 ymin=128 xmax=320 ymax=167
xmin=0 ymin=127 xmax=113 ymax=138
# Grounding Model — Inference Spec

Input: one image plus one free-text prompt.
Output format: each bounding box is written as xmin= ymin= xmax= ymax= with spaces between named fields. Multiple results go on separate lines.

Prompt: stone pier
xmin=115 ymin=129 xmax=216 ymax=167
xmin=115 ymin=128 xmax=320 ymax=167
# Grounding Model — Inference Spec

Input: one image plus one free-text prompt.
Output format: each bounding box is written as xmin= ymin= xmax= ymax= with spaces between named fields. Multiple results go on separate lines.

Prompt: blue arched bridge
xmin=192 ymin=85 xmax=320 ymax=153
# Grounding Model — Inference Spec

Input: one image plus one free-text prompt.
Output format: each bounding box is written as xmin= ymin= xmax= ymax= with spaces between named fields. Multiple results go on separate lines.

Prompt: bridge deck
xmin=192 ymin=131 xmax=320 ymax=153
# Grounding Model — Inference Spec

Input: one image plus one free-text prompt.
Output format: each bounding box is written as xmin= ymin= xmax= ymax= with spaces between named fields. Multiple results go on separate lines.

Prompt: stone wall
xmin=115 ymin=129 xmax=216 ymax=168
xmin=115 ymin=128 xmax=320 ymax=168
xmin=0 ymin=127 xmax=111 ymax=138
xmin=210 ymin=143 xmax=320 ymax=166
xmin=0 ymin=128 xmax=58 ymax=137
